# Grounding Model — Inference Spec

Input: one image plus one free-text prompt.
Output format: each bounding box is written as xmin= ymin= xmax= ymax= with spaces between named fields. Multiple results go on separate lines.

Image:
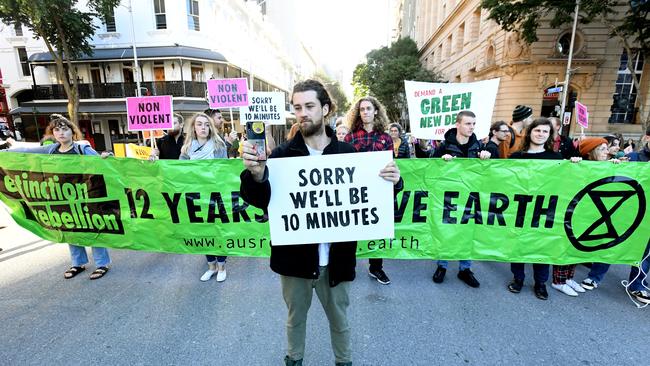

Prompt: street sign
xmin=547 ymin=86 xmax=563 ymax=93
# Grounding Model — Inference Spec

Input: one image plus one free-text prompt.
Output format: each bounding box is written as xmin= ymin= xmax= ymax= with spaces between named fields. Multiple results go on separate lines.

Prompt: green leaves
xmin=352 ymin=38 xmax=443 ymax=122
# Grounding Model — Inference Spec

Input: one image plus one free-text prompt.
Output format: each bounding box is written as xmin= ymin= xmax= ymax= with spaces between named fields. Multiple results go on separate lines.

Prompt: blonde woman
xmin=179 ymin=112 xmax=229 ymax=282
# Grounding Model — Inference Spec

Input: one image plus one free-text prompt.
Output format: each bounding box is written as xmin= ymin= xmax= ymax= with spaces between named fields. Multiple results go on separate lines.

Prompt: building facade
xmin=1 ymin=0 xmax=313 ymax=150
xmin=408 ymin=0 xmax=648 ymax=137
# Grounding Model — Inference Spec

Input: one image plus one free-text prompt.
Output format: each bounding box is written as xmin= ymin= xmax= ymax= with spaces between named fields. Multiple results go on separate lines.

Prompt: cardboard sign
xmin=207 ymin=78 xmax=249 ymax=108
xmin=239 ymin=92 xmax=285 ymax=125
xmin=266 ymin=151 xmax=394 ymax=245
xmin=126 ymin=95 xmax=173 ymax=131
xmin=575 ymin=101 xmax=588 ymax=129
xmin=404 ymin=78 xmax=500 ymax=140
xmin=143 ymin=130 xmax=165 ymax=139
xmin=125 ymin=143 xmax=152 ymax=160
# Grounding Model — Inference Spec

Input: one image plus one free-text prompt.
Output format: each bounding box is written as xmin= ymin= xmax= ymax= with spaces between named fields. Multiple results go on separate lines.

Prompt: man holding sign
xmin=240 ymin=80 xmax=402 ymax=366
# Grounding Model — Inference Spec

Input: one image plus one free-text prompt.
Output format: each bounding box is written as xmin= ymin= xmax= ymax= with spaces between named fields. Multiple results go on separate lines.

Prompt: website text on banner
xmin=266 ymin=151 xmax=394 ymax=245
xmin=404 ymin=78 xmax=500 ymax=140
xmin=126 ymin=95 xmax=174 ymax=131
xmin=0 ymin=154 xmax=647 ymax=265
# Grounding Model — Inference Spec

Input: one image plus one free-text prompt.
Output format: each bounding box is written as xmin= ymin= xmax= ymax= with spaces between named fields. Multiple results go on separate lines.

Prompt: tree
xmin=352 ymin=37 xmax=443 ymax=124
xmin=312 ymin=71 xmax=350 ymax=116
xmin=0 ymin=0 xmax=120 ymax=125
xmin=482 ymin=0 xmax=650 ymax=130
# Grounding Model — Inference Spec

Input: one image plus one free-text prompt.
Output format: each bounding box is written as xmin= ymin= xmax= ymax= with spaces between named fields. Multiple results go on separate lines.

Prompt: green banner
xmin=0 ymin=153 xmax=647 ymax=265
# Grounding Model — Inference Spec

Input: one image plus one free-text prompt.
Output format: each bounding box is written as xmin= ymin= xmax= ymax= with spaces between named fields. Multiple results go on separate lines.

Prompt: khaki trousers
xmin=280 ymin=267 xmax=351 ymax=363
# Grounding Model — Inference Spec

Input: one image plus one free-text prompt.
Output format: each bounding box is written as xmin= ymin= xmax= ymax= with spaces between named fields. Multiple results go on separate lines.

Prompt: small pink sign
xmin=126 ymin=95 xmax=174 ymax=131
xmin=207 ymin=78 xmax=249 ymax=108
xmin=575 ymin=101 xmax=588 ymax=129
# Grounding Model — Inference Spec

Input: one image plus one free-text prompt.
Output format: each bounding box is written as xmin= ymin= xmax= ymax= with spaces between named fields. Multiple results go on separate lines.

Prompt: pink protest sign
xmin=207 ymin=78 xmax=249 ymax=108
xmin=126 ymin=95 xmax=174 ymax=131
xmin=575 ymin=101 xmax=588 ymax=129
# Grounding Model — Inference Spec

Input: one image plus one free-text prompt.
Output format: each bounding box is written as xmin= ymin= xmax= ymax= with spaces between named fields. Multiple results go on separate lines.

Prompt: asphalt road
xmin=0 ymin=208 xmax=647 ymax=366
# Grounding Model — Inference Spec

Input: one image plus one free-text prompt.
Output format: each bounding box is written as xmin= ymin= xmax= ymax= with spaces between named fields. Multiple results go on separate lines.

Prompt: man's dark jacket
xmin=433 ymin=128 xmax=483 ymax=158
xmin=240 ymin=126 xmax=402 ymax=287
xmin=156 ymin=134 xmax=184 ymax=160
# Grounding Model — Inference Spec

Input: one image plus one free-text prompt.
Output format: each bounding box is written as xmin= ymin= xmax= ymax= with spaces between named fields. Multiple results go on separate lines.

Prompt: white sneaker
xmin=552 ymin=283 xmax=579 ymax=297
xmin=216 ymin=267 xmax=227 ymax=282
xmin=200 ymin=269 xmax=217 ymax=282
xmin=581 ymin=278 xmax=598 ymax=290
xmin=566 ymin=279 xmax=586 ymax=293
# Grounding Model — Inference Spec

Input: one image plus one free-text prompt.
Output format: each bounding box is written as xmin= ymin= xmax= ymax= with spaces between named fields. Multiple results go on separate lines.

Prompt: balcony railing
xmin=33 ymin=81 xmax=208 ymax=100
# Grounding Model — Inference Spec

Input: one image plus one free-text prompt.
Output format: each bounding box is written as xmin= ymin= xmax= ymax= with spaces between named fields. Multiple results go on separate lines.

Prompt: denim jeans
xmin=629 ymin=242 xmax=650 ymax=292
xmin=437 ymin=260 xmax=471 ymax=270
xmin=510 ymin=263 xmax=549 ymax=284
xmin=206 ymin=255 xmax=226 ymax=264
xmin=586 ymin=263 xmax=611 ymax=283
xmin=68 ymin=244 xmax=110 ymax=267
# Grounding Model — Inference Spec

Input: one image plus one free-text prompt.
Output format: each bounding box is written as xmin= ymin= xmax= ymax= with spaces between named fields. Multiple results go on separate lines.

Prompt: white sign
xmin=239 ymin=91 xmax=286 ymax=125
xmin=404 ymin=78 xmax=500 ymax=140
xmin=266 ymin=151 xmax=394 ymax=245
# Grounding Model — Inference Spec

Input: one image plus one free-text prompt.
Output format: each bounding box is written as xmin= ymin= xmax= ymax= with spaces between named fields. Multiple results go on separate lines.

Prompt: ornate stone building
xmin=407 ymin=0 xmax=648 ymax=137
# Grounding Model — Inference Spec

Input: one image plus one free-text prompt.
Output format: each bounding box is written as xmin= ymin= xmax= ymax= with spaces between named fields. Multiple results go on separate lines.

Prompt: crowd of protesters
xmin=1 ymin=80 xmax=649 ymax=366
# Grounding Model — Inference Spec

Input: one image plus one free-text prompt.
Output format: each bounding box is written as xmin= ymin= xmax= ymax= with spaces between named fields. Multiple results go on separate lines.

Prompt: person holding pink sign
xmin=179 ymin=112 xmax=229 ymax=282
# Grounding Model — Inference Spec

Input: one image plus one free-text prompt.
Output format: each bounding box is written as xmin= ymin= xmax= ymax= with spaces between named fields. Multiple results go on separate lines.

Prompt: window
xmin=609 ymin=49 xmax=644 ymax=124
xmin=556 ymin=31 xmax=583 ymax=57
xmin=17 ymin=47 xmax=30 ymax=77
xmin=187 ymin=0 xmax=200 ymax=31
xmin=14 ymin=23 xmax=23 ymax=36
xmin=154 ymin=0 xmax=167 ymax=29
xmin=471 ymin=8 xmax=481 ymax=41
xmin=458 ymin=22 xmax=465 ymax=49
xmin=105 ymin=8 xmax=116 ymax=32
xmin=191 ymin=62 xmax=204 ymax=81
xmin=256 ymin=0 xmax=267 ymax=16
xmin=445 ymin=34 xmax=452 ymax=58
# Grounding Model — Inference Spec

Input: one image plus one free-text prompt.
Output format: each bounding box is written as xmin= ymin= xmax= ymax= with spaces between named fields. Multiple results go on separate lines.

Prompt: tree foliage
xmin=0 ymin=0 xmax=121 ymax=124
xmin=352 ymin=37 xmax=443 ymax=123
xmin=312 ymin=71 xmax=350 ymax=116
xmin=482 ymin=0 xmax=650 ymax=129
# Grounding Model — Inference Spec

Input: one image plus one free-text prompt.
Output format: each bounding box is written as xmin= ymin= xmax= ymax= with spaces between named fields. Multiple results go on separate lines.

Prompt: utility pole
xmin=558 ymin=0 xmax=580 ymax=135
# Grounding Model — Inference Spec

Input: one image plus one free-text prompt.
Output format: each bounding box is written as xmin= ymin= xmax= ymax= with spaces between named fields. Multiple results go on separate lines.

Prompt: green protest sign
xmin=0 ymin=153 xmax=647 ymax=265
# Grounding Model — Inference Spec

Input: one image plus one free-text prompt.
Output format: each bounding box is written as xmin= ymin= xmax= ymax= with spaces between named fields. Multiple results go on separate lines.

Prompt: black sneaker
xmin=284 ymin=356 xmax=303 ymax=366
xmin=369 ymin=268 xmax=391 ymax=285
xmin=507 ymin=279 xmax=524 ymax=293
xmin=457 ymin=268 xmax=480 ymax=288
xmin=432 ymin=266 xmax=446 ymax=283
xmin=629 ymin=290 xmax=650 ymax=304
xmin=534 ymin=283 xmax=549 ymax=300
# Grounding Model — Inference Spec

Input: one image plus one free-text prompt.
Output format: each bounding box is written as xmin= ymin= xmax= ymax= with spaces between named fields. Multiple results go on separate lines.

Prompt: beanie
xmin=579 ymin=137 xmax=608 ymax=157
xmin=512 ymin=105 xmax=533 ymax=122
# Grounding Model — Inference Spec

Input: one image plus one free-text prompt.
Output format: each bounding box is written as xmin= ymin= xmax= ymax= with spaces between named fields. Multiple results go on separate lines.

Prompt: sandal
xmin=64 ymin=266 xmax=85 ymax=279
xmin=89 ymin=266 xmax=109 ymax=280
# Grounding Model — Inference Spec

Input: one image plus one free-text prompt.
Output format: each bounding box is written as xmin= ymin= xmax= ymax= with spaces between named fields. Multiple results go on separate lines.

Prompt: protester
xmin=388 ymin=123 xmax=410 ymax=158
xmin=484 ymin=120 xmax=509 ymax=158
xmin=431 ymin=110 xmax=489 ymax=288
xmin=604 ymin=135 xmax=621 ymax=159
xmin=204 ymin=108 xmax=238 ymax=158
xmin=151 ymin=113 xmax=185 ymax=160
xmin=240 ymin=79 xmax=402 ymax=366
xmin=414 ymin=138 xmax=436 ymax=158
xmin=622 ymin=126 xmax=650 ymax=304
xmin=499 ymin=105 xmax=533 ymax=158
xmin=549 ymin=116 xmax=578 ymax=159
xmin=507 ymin=117 xmax=562 ymax=300
xmin=2 ymin=114 xmax=112 ymax=280
xmin=336 ymin=124 xmax=350 ymax=142
xmin=180 ymin=112 xmax=229 ymax=282
xmin=345 ymin=96 xmax=395 ymax=285
xmin=626 ymin=126 xmax=650 ymax=162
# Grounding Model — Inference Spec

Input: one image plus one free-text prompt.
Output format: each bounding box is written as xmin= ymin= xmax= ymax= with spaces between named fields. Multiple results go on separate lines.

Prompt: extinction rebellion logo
xmin=0 ymin=170 xmax=125 ymax=234
xmin=564 ymin=176 xmax=646 ymax=252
